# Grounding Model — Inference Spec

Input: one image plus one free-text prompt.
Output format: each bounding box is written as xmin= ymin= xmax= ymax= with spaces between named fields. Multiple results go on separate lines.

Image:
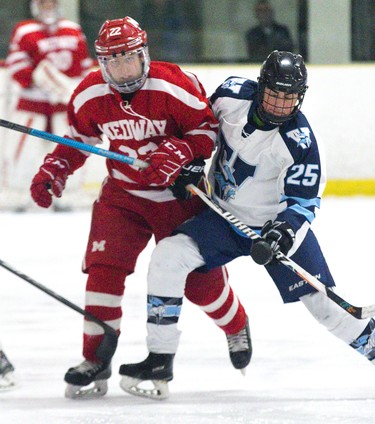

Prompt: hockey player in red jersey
xmin=4 ymin=0 xmax=93 ymax=211
xmin=30 ymin=16 xmax=251 ymax=399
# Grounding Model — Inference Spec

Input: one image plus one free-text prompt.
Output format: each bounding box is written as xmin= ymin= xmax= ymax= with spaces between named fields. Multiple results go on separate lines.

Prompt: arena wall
xmin=1 ymin=64 xmax=374 ymax=198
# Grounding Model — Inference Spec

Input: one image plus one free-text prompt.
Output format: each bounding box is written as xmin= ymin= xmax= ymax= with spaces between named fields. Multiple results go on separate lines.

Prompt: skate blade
xmin=65 ymin=379 xmax=108 ymax=399
xmin=240 ymin=368 xmax=246 ymax=376
xmin=120 ymin=376 xmax=169 ymax=400
xmin=0 ymin=372 xmax=19 ymax=391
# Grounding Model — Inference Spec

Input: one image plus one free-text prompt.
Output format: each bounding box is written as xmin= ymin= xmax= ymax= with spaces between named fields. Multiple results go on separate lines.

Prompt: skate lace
xmin=226 ymin=327 xmax=250 ymax=352
xmin=75 ymin=360 xmax=103 ymax=374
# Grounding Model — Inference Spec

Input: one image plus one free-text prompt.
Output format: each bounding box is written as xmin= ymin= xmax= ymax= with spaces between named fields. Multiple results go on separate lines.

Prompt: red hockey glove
xmin=140 ymin=137 xmax=194 ymax=186
xmin=30 ymin=154 xmax=70 ymax=208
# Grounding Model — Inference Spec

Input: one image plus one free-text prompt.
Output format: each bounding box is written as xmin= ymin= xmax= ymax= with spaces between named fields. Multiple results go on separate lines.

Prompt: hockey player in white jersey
xmin=119 ymin=50 xmax=375 ymax=398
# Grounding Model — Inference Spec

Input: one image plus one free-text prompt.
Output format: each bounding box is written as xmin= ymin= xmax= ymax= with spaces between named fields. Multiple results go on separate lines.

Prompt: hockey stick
xmin=0 ymin=258 xmax=118 ymax=361
xmin=186 ymin=184 xmax=375 ymax=320
xmin=0 ymin=119 xmax=148 ymax=169
xmin=0 ymin=119 xmax=149 ymax=361
xmin=6 ymin=118 xmax=372 ymax=316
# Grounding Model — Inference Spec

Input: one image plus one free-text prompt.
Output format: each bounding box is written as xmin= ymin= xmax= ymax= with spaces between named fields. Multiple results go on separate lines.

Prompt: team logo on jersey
xmin=214 ymin=149 xmax=237 ymax=201
xmin=38 ymin=36 xmax=79 ymax=53
xmin=286 ymin=127 xmax=311 ymax=149
xmin=213 ymin=137 xmax=257 ymax=202
xmin=221 ymin=77 xmax=246 ymax=94
xmin=98 ymin=119 xmax=167 ymax=141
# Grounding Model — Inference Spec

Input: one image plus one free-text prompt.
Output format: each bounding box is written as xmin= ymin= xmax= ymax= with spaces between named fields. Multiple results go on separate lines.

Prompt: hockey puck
xmin=250 ymin=240 xmax=273 ymax=265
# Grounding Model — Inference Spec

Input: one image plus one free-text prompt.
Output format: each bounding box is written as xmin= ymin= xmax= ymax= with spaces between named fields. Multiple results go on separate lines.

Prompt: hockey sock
xmin=83 ymin=265 xmax=127 ymax=361
xmin=146 ymin=295 xmax=183 ymax=353
xmin=185 ymin=266 xmax=247 ymax=334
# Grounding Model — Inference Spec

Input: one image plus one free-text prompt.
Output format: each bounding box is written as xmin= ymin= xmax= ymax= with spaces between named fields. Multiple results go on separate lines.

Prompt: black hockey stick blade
xmin=0 ymin=258 xmax=118 ymax=361
xmin=187 ymin=184 xmax=375 ymax=320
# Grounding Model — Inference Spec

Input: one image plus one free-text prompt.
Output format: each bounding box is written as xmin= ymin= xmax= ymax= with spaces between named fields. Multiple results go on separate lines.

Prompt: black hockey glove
xmin=169 ymin=157 xmax=205 ymax=200
xmin=251 ymin=220 xmax=295 ymax=266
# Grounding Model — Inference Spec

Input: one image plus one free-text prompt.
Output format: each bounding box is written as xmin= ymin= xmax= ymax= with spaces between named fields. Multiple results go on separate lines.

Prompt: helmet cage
xmin=97 ymin=47 xmax=150 ymax=94
xmin=257 ymin=79 xmax=307 ymax=125
xmin=257 ymin=50 xmax=308 ymax=125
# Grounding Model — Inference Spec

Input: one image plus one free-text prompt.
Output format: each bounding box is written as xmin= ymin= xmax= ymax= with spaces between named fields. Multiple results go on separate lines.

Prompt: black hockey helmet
xmin=257 ymin=50 xmax=308 ymax=125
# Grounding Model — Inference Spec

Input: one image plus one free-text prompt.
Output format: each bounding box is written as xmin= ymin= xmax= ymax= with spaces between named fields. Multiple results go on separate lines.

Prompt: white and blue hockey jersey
xmin=208 ymin=77 xmax=326 ymax=252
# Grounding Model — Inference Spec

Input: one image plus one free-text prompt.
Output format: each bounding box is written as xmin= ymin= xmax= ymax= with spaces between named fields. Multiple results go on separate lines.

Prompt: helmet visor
xmin=98 ymin=48 xmax=149 ymax=93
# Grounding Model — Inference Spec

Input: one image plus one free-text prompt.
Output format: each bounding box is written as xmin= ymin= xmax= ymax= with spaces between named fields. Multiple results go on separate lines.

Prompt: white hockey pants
xmin=147 ymin=233 xmax=205 ymax=353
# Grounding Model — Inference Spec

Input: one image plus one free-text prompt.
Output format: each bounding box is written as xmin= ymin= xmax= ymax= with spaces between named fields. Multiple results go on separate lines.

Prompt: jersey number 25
xmin=287 ymin=164 xmax=319 ymax=186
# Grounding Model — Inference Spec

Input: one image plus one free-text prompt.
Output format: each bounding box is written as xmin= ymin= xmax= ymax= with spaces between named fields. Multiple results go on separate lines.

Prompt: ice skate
xmin=0 ymin=350 xmax=18 ymax=392
xmin=64 ymin=360 xmax=111 ymax=399
xmin=119 ymin=353 xmax=174 ymax=400
xmin=350 ymin=318 xmax=375 ymax=362
xmin=226 ymin=316 xmax=252 ymax=375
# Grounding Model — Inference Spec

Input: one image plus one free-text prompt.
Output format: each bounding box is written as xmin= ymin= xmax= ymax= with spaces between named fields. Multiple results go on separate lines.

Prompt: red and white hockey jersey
xmin=6 ymin=18 xmax=93 ymax=115
xmin=53 ymin=61 xmax=218 ymax=201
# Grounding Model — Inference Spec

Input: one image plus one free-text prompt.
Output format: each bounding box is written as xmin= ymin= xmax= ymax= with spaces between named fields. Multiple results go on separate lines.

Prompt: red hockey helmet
xmin=95 ymin=17 xmax=150 ymax=93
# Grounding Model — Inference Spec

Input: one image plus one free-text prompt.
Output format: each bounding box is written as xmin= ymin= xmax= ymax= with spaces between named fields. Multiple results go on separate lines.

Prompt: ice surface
xmin=1 ymin=197 xmax=375 ymax=423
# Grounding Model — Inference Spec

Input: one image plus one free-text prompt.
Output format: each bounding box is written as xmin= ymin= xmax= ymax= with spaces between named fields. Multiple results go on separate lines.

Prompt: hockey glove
xmin=169 ymin=157 xmax=205 ymax=200
xmin=251 ymin=220 xmax=295 ymax=266
xmin=30 ymin=154 xmax=70 ymax=208
xmin=140 ymin=137 xmax=194 ymax=186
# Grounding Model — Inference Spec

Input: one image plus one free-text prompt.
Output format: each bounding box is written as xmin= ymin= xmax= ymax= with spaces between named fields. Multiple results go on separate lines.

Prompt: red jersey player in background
xmin=4 ymin=0 xmax=93 ymax=211
xmin=30 ymin=16 xmax=252 ymax=400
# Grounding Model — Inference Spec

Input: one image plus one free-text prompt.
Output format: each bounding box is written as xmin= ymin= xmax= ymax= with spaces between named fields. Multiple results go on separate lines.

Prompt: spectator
xmin=245 ymin=0 xmax=294 ymax=62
